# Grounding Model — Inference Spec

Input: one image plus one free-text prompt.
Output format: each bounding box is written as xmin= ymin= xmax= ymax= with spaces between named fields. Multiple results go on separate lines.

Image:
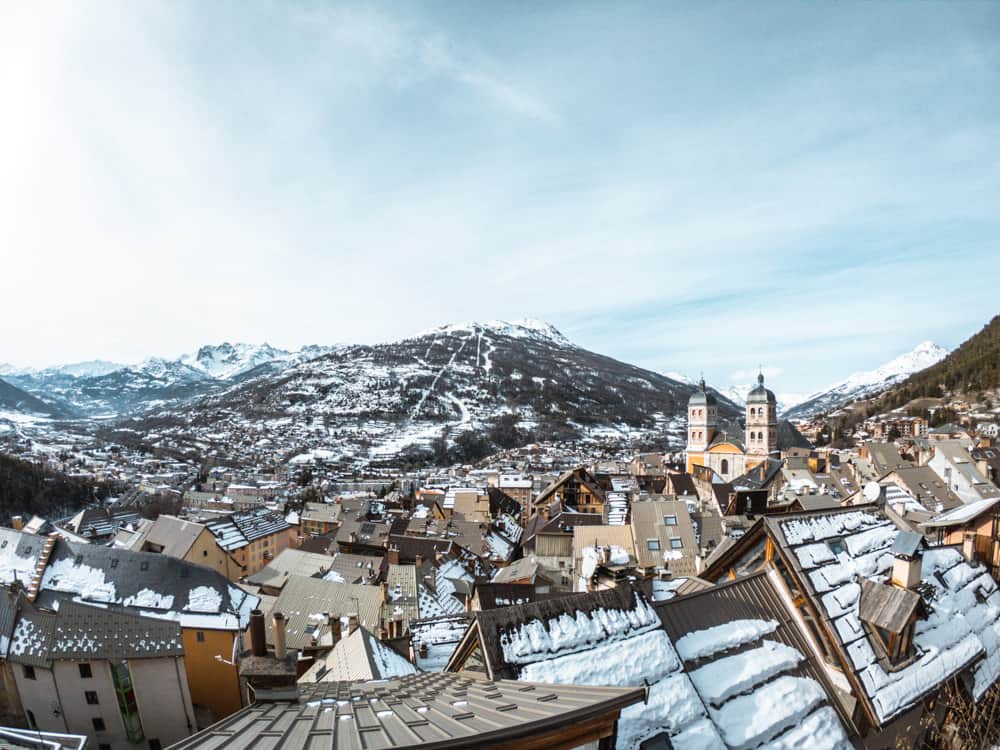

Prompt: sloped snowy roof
xmin=773 ymin=507 xmax=1000 ymax=723
xmin=35 ymin=539 xmax=258 ymax=632
xmin=659 ymin=571 xmax=853 ymax=750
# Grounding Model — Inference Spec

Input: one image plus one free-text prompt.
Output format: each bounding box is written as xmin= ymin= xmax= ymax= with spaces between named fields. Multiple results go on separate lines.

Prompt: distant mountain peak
xmin=416 ymin=319 xmax=572 ymax=347
xmin=784 ymin=340 xmax=949 ymax=420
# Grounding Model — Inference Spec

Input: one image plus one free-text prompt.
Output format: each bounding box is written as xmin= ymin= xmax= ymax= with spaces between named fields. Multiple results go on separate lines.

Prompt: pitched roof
xmin=8 ymin=599 xmax=183 ymax=667
xmin=920 ymin=496 xmax=1000 ymax=528
xmin=168 ymin=672 xmax=643 ymax=750
xmin=206 ymin=508 xmax=291 ymax=551
xmin=463 ymin=585 xmax=654 ymax=680
xmin=300 ymin=626 xmax=418 ymax=683
xmin=0 ymin=529 xmax=46 ymax=588
xmin=34 ymin=539 xmax=258 ymax=631
xmin=138 ymin=515 xmax=207 ymax=558
xmin=264 ymin=575 xmax=383 ymax=651
xmin=657 ymin=571 xmax=854 ymax=746
xmin=763 ymin=506 xmax=1000 ymax=723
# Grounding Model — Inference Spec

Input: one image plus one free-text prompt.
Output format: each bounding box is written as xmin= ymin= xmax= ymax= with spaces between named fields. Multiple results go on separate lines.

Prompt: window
xmin=149 ymin=740 xmax=163 ymax=750
xmin=99 ymin=745 xmax=111 ymax=750
xmin=196 ymin=631 xmax=205 ymax=642
xmin=670 ymin=538 xmax=684 ymax=549
xmin=26 ymin=710 xmax=36 ymax=729
xmin=664 ymin=515 xmax=677 ymax=526
xmin=647 ymin=539 xmax=661 ymax=551
xmin=79 ymin=663 xmax=93 ymax=679
xmin=22 ymin=665 xmax=35 ymax=680
xmin=203 ymin=550 xmax=208 ymax=557
xmin=720 ymin=459 xmax=729 ymax=475
xmin=92 ymin=718 xmax=106 ymax=732
xmin=85 ymin=691 xmax=99 ymax=705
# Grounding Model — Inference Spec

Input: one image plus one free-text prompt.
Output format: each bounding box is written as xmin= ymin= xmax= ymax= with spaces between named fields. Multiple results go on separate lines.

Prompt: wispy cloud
xmin=292 ymin=5 xmax=557 ymax=122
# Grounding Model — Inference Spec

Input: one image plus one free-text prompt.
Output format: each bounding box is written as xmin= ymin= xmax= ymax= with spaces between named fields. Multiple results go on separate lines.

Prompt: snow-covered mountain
xmin=4 ymin=344 xmax=336 ymax=417
xmin=122 ymin=319 xmax=737 ymax=464
xmin=0 ymin=377 xmax=72 ymax=419
xmin=181 ymin=343 xmax=294 ymax=380
xmin=783 ymin=341 xmax=949 ymax=420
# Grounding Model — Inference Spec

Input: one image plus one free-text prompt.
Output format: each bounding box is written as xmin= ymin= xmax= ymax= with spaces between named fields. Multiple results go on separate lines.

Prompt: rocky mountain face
xmin=125 ymin=320 xmax=741 ymax=465
xmin=783 ymin=341 xmax=949 ymax=420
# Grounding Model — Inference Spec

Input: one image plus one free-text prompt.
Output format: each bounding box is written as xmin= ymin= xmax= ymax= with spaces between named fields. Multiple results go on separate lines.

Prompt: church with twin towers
xmin=685 ymin=372 xmax=778 ymax=483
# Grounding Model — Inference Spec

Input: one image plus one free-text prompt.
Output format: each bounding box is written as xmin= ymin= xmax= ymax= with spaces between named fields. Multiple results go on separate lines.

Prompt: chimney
xmin=380 ymin=581 xmax=389 ymax=603
xmin=387 ymin=545 xmax=400 ymax=565
xmin=418 ymin=641 xmax=428 ymax=659
xmin=391 ymin=612 xmax=403 ymax=639
xmin=890 ymin=531 xmax=923 ymax=590
xmin=10 ymin=516 xmax=24 ymax=531
xmin=415 ymin=553 xmax=424 ymax=568
xmin=249 ymin=609 xmax=266 ymax=657
xmin=349 ymin=531 xmax=357 ymax=544
xmin=348 ymin=612 xmax=359 ymax=634
xmin=272 ymin=612 xmax=287 ymax=660
xmin=329 ymin=613 xmax=342 ymax=646
xmin=963 ymin=531 xmax=977 ymax=564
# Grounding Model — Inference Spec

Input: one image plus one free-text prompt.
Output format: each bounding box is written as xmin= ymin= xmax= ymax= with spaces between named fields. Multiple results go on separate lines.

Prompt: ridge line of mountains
xmin=1 ymin=315 xmax=984 ymax=463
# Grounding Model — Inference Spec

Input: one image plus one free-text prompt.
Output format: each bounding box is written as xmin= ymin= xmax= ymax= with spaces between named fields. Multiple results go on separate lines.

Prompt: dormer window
xmin=859 ymin=579 xmax=924 ymax=667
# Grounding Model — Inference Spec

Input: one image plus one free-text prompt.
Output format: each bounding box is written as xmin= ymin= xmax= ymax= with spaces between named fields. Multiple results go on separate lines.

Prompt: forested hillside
xmin=0 ymin=453 xmax=116 ymax=524
xmin=880 ymin=314 xmax=1000 ymax=409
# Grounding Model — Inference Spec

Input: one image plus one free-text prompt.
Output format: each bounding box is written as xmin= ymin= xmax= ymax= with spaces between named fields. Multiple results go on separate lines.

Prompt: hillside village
xmin=2 ymin=319 xmax=1000 ymax=749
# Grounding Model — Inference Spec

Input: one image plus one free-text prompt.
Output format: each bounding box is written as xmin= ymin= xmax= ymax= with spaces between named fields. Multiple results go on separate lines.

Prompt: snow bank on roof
xmin=0 ymin=549 xmax=39 ymax=586
xmin=710 ymin=675 xmax=826 ymax=749
xmin=42 ymin=557 xmax=117 ymax=603
xmin=369 ymin=637 xmax=418 ymax=678
xmin=869 ymin=633 xmax=982 ymax=720
xmin=668 ymin=718 xmax=726 ymax=750
xmin=758 ymin=706 xmax=852 ymax=750
xmin=781 ymin=511 xmax=883 ymax=546
xmin=187 ymin=586 xmax=223 ymax=613
xmin=520 ymin=629 xmax=679 ymax=686
xmin=794 ymin=543 xmax=837 ymax=570
xmin=500 ymin=592 xmax=660 ymax=666
xmin=617 ymin=673 xmax=716 ymax=750
xmin=675 ymin=619 xmax=779 ymax=662
xmin=689 ymin=640 xmax=803 ymax=706
xmin=123 ymin=589 xmax=175 ymax=610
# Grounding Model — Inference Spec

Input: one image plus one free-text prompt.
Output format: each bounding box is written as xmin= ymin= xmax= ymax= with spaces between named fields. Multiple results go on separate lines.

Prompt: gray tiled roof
xmin=35 ymin=539 xmax=258 ymax=631
xmin=8 ymin=599 xmax=183 ymax=666
xmin=167 ymin=672 xmax=643 ymax=750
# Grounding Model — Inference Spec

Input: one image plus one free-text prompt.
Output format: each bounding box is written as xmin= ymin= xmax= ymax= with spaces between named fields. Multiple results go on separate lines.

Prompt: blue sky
xmin=1 ymin=1 xmax=998 ymax=400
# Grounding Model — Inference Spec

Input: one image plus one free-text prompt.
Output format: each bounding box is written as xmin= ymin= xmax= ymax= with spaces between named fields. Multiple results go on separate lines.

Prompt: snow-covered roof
xmin=466 ymin=581 xmax=851 ymax=750
xmin=34 ymin=539 xmax=258 ymax=632
xmin=774 ymin=507 xmax=1000 ymax=722
xmin=921 ymin=496 xmax=1000 ymax=528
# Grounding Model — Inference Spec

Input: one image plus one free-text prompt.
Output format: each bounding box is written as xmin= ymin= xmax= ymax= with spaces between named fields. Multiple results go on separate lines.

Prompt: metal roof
xmin=167 ymin=672 xmax=643 ymax=750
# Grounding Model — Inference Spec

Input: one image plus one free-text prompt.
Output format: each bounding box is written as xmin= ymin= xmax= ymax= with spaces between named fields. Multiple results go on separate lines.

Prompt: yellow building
xmin=685 ymin=374 xmax=778 ymax=482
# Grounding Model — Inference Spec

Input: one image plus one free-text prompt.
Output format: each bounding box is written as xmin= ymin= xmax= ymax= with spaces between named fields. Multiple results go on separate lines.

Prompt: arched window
xmin=720 ymin=459 xmax=729 ymax=475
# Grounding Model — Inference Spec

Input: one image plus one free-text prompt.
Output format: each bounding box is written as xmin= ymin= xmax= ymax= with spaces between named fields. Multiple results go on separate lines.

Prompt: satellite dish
xmin=863 ymin=482 xmax=882 ymax=503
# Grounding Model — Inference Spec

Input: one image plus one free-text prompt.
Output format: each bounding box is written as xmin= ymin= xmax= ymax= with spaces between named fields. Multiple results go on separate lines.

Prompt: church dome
xmin=746 ymin=373 xmax=777 ymax=405
xmin=689 ymin=378 xmax=717 ymax=407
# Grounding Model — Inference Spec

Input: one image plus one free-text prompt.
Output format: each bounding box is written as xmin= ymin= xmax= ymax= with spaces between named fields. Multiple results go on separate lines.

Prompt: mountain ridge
xmin=783 ymin=341 xmax=949 ymax=420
